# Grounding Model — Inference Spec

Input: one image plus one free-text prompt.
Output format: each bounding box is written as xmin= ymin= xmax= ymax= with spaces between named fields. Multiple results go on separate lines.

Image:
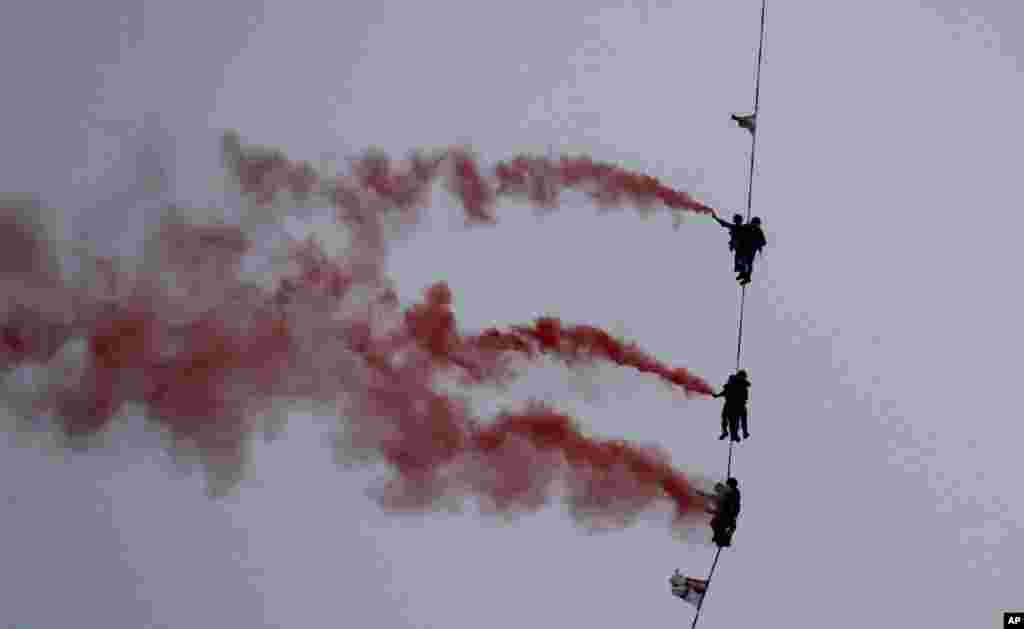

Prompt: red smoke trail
xmin=483 ymin=318 xmax=714 ymax=395
xmin=365 ymin=396 xmax=707 ymax=531
xmin=1 ymin=136 xmax=717 ymax=534
xmin=495 ymin=154 xmax=714 ymax=214
xmin=401 ymin=281 xmax=714 ymax=396
xmin=223 ymin=131 xmax=717 ymax=223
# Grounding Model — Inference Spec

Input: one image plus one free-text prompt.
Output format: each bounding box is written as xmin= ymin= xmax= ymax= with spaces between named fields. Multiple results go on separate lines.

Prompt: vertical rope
xmin=690 ymin=548 xmax=724 ymax=629
xmin=753 ymin=0 xmax=767 ymax=115
xmin=744 ymin=140 xmax=758 ymax=222
xmin=691 ymin=2 xmax=767 ymax=627
xmin=734 ymin=286 xmax=747 ymax=370
xmin=744 ymin=0 xmax=766 ymax=221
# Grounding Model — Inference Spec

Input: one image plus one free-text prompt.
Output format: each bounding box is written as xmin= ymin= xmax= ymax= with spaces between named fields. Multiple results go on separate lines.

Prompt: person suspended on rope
xmin=731 ymin=112 xmax=756 ymax=134
xmin=735 ymin=217 xmax=767 ymax=285
xmin=699 ymin=477 xmax=741 ymax=548
xmin=712 ymin=477 xmax=741 ymax=547
xmin=713 ymin=370 xmax=750 ymax=442
xmin=712 ymin=212 xmax=746 ymax=273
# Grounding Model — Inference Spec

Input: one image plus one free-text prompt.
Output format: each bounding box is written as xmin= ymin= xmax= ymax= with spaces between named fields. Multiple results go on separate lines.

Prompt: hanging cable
xmin=726 ymin=438 xmax=734 ymax=478
xmin=746 ymin=0 xmax=767 ymax=222
xmin=689 ymin=1 xmax=767 ymax=627
xmin=734 ymin=287 xmax=747 ymax=370
xmin=689 ymin=547 xmax=723 ymax=629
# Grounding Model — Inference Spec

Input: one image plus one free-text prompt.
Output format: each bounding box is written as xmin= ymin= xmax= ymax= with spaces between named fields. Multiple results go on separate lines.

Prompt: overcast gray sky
xmin=2 ymin=1 xmax=1022 ymax=628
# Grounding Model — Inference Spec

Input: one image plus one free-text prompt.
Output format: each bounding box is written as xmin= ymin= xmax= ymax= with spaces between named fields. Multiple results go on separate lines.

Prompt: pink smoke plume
xmin=222 ymin=131 xmax=717 ymax=223
xmin=401 ymin=281 xmax=713 ymax=396
xmin=1 ymin=134 xmax=718 ymax=535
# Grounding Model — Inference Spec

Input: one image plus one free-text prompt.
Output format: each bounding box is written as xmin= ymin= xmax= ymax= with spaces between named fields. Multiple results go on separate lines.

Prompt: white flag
xmin=669 ymin=572 xmax=707 ymax=608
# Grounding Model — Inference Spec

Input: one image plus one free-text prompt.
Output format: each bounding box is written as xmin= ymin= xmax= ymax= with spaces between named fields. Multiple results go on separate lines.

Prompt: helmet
xmin=732 ymin=214 xmax=743 ymax=224
xmin=726 ymin=477 xmax=738 ymax=488
xmin=750 ymin=216 xmax=762 ymax=225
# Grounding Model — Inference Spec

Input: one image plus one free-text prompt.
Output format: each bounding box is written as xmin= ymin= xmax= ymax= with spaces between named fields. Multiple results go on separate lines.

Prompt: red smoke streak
xmin=1 ymin=134 xmax=717 ymax=534
xmin=402 ymin=281 xmax=713 ymax=395
xmin=224 ymin=131 xmax=716 ymax=223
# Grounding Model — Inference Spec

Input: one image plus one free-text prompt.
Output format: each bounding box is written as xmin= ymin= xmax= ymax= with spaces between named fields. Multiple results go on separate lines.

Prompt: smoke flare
xmin=223 ymin=131 xmax=717 ymax=225
xmin=401 ymin=281 xmax=713 ymax=395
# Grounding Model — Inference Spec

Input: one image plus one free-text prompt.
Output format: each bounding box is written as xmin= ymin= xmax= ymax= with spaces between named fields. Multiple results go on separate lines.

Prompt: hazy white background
xmin=2 ymin=1 xmax=1021 ymax=627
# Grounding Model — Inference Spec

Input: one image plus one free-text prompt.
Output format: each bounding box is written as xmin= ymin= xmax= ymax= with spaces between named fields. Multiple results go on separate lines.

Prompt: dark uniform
xmin=713 ymin=213 xmax=746 ymax=273
xmin=709 ymin=478 xmax=741 ymax=547
xmin=735 ymin=218 xmax=767 ymax=285
xmin=714 ymin=371 xmax=750 ymax=442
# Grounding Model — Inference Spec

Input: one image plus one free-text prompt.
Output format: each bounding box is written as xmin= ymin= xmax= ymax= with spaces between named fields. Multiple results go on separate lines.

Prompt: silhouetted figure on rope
xmin=713 ymin=370 xmax=750 ymax=442
xmin=699 ymin=477 xmax=741 ymax=547
xmin=713 ymin=212 xmax=746 ymax=274
xmin=735 ymin=217 xmax=767 ymax=285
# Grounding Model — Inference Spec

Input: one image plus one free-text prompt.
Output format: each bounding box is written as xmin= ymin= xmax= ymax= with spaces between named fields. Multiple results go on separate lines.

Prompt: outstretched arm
xmin=712 ymin=216 xmax=731 ymax=229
